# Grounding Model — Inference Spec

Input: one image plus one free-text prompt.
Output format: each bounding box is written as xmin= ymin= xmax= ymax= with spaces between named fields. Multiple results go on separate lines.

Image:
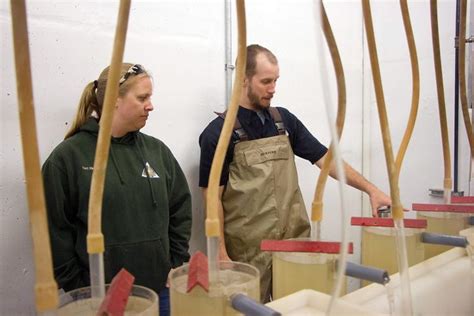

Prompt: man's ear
xmin=243 ymin=77 xmax=249 ymax=87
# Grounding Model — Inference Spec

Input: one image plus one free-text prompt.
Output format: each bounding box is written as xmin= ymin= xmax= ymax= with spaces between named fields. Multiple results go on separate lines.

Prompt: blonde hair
xmin=64 ymin=63 xmax=150 ymax=139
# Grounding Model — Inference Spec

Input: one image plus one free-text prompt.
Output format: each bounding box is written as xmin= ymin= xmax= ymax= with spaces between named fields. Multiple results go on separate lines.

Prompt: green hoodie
xmin=42 ymin=118 xmax=192 ymax=294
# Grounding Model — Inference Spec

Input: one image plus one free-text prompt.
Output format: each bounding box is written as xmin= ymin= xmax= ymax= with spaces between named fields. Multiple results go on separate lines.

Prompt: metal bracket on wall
xmin=428 ymin=188 xmax=464 ymax=197
xmin=454 ymin=35 xmax=474 ymax=47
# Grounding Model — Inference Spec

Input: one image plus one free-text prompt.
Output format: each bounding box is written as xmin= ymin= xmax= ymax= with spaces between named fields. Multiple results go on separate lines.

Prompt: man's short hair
xmin=245 ymin=44 xmax=278 ymax=78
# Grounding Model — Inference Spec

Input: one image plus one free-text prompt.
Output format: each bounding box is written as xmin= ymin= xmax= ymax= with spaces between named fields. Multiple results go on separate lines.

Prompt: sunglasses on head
xmin=119 ymin=64 xmax=145 ymax=85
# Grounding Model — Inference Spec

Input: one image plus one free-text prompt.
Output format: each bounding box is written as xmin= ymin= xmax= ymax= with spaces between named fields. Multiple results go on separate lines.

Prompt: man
xmin=199 ymin=44 xmax=391 ymax=302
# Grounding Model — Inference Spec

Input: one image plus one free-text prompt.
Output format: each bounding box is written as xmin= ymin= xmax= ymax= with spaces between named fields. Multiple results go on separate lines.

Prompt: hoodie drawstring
xmin=135 ymin=134 xmax=158 ymax=206
xmin=110 ymin=147 xmax=125 ymax=185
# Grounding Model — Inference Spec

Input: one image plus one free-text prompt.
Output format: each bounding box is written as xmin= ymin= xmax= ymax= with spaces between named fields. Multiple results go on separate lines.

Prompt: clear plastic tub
xmin=57 ymin=285 xmax=158 ymax=315
xmin=361 ymin=226 xmax=425 ymax=286
xmin=417 ymin=211 xmax=470 ymax=258
xmin=272 ymin=250 xmax=343 ymax=299
xmin=169 ymin=261 xmax=259 ymax=316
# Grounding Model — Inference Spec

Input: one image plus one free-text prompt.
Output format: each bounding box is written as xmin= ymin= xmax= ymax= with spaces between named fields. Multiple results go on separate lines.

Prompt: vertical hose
xmin=393 ymin=219 xmax=412 ymax=316
xmin=10 ymin=0 xmax=59 ymax=312
xmin=314 ymin=2 xmax=349 ymax=314
xmin=396 ymin=0 xmax=420 ymax=178
xmin=458 ymin=0 xmax=474 ymax=158
xmin=87 ymin=0 xmax=131 ymax=299
xmin=430 ymin=0 xmax=453 ymax=203
xmin=361 ymin=0 xmax=404 ymax=221
xmin=361 ymin=0 xmax=413 ymax=314
xmin=311 ymin=2 xmax=347 ymax=241
xmin=206 ymin=0 xmax=247 ymax=284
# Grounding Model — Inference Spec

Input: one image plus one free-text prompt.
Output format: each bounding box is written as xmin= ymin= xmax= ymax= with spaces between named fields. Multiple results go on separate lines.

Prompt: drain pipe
xmin=225 ymin=0 xmax=234 ymax=107
xmin=421 ymin=232 xmax=469 ymax=248
xmin=231 ymin=294 xmax=281 ymax=316
xmin=454 ymin=0 xmax=461 ymax=193
xmin=345 ymin=261 xmax=390 ymax=285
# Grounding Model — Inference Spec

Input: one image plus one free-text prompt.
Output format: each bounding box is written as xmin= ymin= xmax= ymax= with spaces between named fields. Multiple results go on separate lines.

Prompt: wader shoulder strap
xmin=215 ymin=111 xmax=249 ymax=142
xmin=215 ymin=106 xmax=285 ymax=142
xmin=268 ymin=107 xmax=286 ymax=135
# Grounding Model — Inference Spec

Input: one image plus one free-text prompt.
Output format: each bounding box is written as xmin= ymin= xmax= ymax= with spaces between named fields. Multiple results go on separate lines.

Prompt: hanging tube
xmin=459 ymin=0 xmax=474 ymax=149
xmin=393 ymin=219 xmax=412 ymax=316
xmin=87 ymin=0 xmax=131 ymax=299
xmin=431 ymin=0 xmax=453 ymax=203
xmin=395 ymin=0 xmax=420 ymax=178
xmin=314 ymin=2 xmax=349 ymax=314
xmin=206 ymin=0 xmax=247 ymax=285
xmin=458 ymin=0 xmax=474 ymax=158
xmin=311 ymin=2 xmax=347 ymax=241
xmin=362 ymin=0 xmax=413 ymax=314
xmin=10 ymin=0 xmax=59 ymax=313
xmin=362 ymin=0 xmax=404 ymax=221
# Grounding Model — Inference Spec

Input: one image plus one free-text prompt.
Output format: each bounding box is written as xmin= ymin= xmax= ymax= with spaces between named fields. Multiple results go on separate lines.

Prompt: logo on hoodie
xmin=142 ymin=162 xmax=160 ymax=178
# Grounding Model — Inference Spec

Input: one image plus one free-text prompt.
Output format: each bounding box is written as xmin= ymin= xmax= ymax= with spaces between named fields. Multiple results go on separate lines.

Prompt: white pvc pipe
xmin=225 ymin=0 xmax=234 ymax=106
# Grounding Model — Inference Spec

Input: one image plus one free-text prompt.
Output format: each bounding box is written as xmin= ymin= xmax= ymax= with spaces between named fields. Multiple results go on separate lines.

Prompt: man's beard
xmin=247 ymin=85 xmax=268 ymax=111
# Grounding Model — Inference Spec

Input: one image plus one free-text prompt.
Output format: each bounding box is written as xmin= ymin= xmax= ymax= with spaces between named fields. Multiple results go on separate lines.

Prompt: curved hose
xmin=396 ymin=0 xmax=420 ymax=177
xmin=311 ymin=2 xmax=347 ymax=241
xmin=87 ymin=0 xmax=131 ymax=299
xmin=362 ymin=0 xmax=403 ymax=220
xmin=430 ymin=0 xmax=452 ymax=202
xmin=361 ymin=0 xmax=413 ymax=314
xmin=458 ymin=0 xmax=474 ymax=158
xmin=313 ymin=2 xmax=349 ymax=314
xmin=206 ymin=0 xmax=247 ymax=283
xmin=10 ymin=0 xmax=59 ymax=312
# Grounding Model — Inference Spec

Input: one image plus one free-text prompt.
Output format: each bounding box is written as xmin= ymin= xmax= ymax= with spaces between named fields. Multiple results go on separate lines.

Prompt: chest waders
xmin=220 ymin=107 xmax=310 ymax=302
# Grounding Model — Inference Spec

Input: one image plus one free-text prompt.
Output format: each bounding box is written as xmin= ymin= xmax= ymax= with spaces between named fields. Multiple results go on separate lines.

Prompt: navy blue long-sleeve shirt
xmin=199 ymin=106 xmax=328 ymax=187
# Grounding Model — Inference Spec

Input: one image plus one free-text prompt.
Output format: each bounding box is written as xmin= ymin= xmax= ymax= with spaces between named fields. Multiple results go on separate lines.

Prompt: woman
xmin=42 ymin=63 xmax=192 ymax=315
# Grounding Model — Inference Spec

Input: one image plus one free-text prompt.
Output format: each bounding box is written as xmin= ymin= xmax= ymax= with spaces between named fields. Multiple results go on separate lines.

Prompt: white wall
xmin=365 ymin=0 xmax=461 ymax=207
xmin=0 ymin=0 xmax=470 ymax=313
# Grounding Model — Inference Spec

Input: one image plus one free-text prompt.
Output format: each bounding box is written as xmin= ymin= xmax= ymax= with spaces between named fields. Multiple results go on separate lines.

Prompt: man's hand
xmin=368 ymin=188 xmax=392 ymax=217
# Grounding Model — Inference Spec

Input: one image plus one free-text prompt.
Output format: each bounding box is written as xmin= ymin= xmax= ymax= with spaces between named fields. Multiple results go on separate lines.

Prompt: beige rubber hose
xmin=395 ymin=0 xmax=420 ymax=177
xmin=430 ymin=0 xmax=452 ymax=196
xmin=206 ymin=0 xmax=247 ymax=238
xmin=362 ymin=0 xmax=403 ymax=220
xmin=311 ymin=3 xmax=347 ymax=223
xmin=458 ymin=0 xmax=474 ymax=158
xmin=10 ymin=0 xmax=58 ymax=312
xmin=87 ymin=0 xmax=131 ymax=255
